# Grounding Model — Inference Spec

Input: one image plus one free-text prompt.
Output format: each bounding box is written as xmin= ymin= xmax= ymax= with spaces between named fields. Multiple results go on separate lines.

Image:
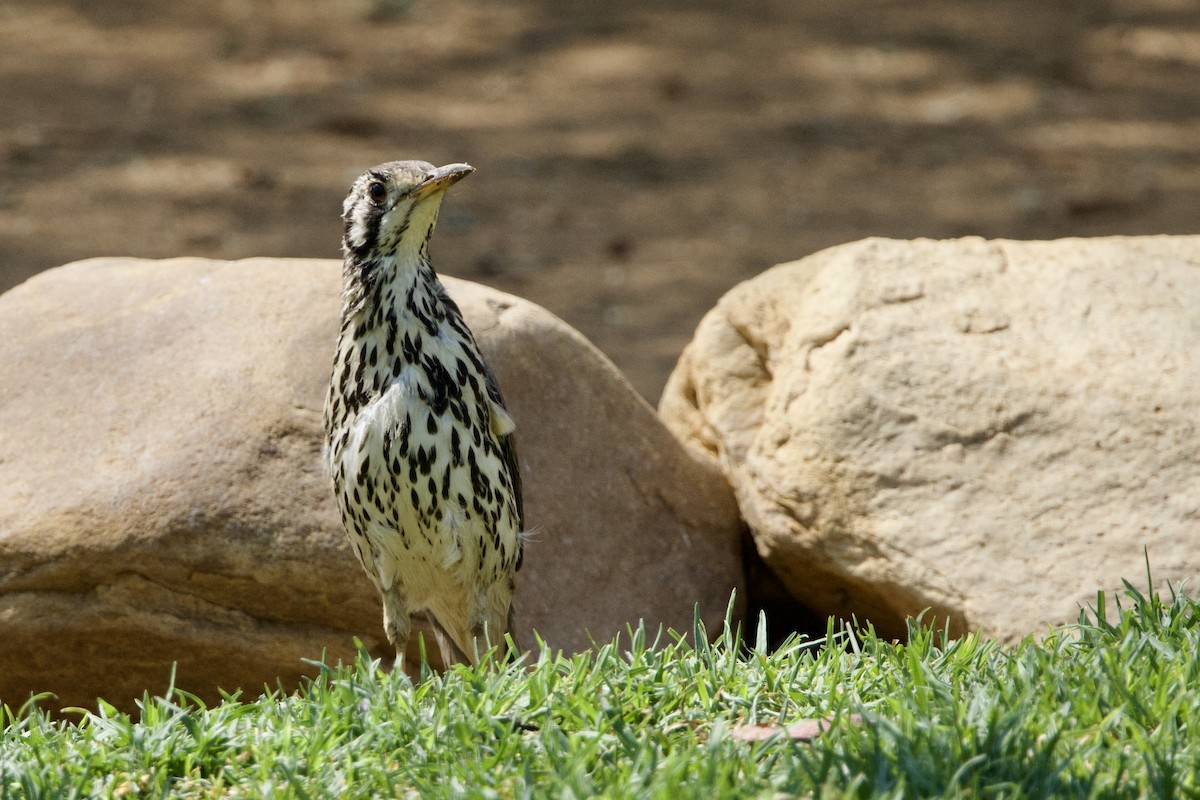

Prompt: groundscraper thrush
xmin=324 ymin=161 xmax=523 ymax=674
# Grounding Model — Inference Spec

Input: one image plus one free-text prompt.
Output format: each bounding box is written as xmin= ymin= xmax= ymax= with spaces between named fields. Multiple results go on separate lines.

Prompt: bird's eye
xmin=367 ymin=181 xmax=387 ymax=204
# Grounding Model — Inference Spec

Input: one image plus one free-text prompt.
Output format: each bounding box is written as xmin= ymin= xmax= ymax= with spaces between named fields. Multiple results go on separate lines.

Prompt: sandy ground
xmin=2 ymin=0 xmax=1199 ymax=402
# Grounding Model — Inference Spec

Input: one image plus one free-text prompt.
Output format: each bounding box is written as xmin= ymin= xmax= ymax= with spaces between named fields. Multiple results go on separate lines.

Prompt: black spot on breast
xmin=421 ymin=357 xmax=453 ymax=415
xmin=460 ymin=345 xmax=486 ymax=376
xmin=401 ymin=331 xmax=422 ymax=362
xmin=354 ymin=355 xmax=366 ymax=391
xmin=400 ymin=414 xmax=412 ymax=452
xmin=386 ymin=308 xmax=399 ymax=349
xmin=448 ymin=313 xmax=471 ymax=339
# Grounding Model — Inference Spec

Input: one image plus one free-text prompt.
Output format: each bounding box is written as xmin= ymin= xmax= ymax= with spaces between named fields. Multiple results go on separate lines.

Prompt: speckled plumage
xmin=324 ymin=161 xmax=523 ymax=670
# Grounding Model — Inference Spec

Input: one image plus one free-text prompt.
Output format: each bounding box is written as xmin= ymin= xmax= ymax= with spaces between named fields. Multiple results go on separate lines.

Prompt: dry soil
xmin=3 ymin=0 xmax=1199 ymax=401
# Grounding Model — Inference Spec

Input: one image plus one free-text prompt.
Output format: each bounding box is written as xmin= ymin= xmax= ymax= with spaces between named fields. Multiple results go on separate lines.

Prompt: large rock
xmin=0 ymin=257 xmax=743 ymax=711
xmin=660 ymin=236 xmax=1200 ymax=642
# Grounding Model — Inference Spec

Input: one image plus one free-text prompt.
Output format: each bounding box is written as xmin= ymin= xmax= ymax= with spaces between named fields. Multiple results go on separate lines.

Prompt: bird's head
xmin=342 ymin=160 xmax=474 ymax=264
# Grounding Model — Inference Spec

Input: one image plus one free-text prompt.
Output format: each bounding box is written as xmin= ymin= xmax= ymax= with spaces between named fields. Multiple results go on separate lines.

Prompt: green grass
xmin=2 ymin=580 xmax=1198 ymax=799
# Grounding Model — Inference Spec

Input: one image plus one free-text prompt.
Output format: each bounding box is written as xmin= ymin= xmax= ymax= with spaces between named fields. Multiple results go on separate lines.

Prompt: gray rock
xmin=661 ymin=236 xmax=1200 ymax=641
xmin=0 ymin=257 xmax=743 ymax=711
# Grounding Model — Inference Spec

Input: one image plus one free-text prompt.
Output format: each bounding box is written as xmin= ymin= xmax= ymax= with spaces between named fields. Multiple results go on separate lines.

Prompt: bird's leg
xmin=505 ymin=603 xmax=523 ymax=656
xmin=381 ymin=587 xmax=412 ymax=674
xmin=468 ymin=580 xmax=518 ymax=664
xmin=502 ymin=574 xmax=522 ymax=656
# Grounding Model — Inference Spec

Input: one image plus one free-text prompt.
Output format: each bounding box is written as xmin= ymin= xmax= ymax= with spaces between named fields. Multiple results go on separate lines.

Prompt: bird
xmin=324 ymin=160 xmax=523 ymax=675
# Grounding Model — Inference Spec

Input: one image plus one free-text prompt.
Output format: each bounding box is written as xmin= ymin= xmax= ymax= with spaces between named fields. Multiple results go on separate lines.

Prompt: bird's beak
xmin=414 ymin=163 xmax=475 ymax=199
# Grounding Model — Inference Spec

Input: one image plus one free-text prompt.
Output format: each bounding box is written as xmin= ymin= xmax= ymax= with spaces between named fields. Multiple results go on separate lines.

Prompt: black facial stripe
xmin=346 ymin=200 xmax=384 ymax=260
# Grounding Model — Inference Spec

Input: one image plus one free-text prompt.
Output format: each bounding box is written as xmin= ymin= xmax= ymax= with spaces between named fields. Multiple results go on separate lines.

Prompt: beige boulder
xmin=661 ymin=236 xmax=1200 ymax=642
xmin=0 ymin=257 xmax=743 ymax=711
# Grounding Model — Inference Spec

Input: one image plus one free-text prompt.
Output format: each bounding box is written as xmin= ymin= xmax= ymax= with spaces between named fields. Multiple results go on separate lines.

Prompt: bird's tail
xmin=422 ymin=611 xmax=514 ymax=667
xmin=422 ymin=610 xmax=472 ymax=668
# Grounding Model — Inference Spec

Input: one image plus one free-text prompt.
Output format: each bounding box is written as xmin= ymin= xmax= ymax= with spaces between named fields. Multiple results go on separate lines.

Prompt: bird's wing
xmin=483 ymin=361 xmax=525 ymax=570
xmin=435 ymin=282 xmax=525 ymax=568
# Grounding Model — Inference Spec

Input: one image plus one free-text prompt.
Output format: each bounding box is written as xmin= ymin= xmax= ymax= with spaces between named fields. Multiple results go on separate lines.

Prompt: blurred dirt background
xmin=2 ymin=0 xmax=1198 ymax=402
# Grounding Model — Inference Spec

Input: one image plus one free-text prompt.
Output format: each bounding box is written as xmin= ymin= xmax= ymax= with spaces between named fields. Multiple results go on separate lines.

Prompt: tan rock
xmin=661 ymin=236 xmax=1200 ymax=641
xmin=0 ymin=257 xmax=743 ymax=711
